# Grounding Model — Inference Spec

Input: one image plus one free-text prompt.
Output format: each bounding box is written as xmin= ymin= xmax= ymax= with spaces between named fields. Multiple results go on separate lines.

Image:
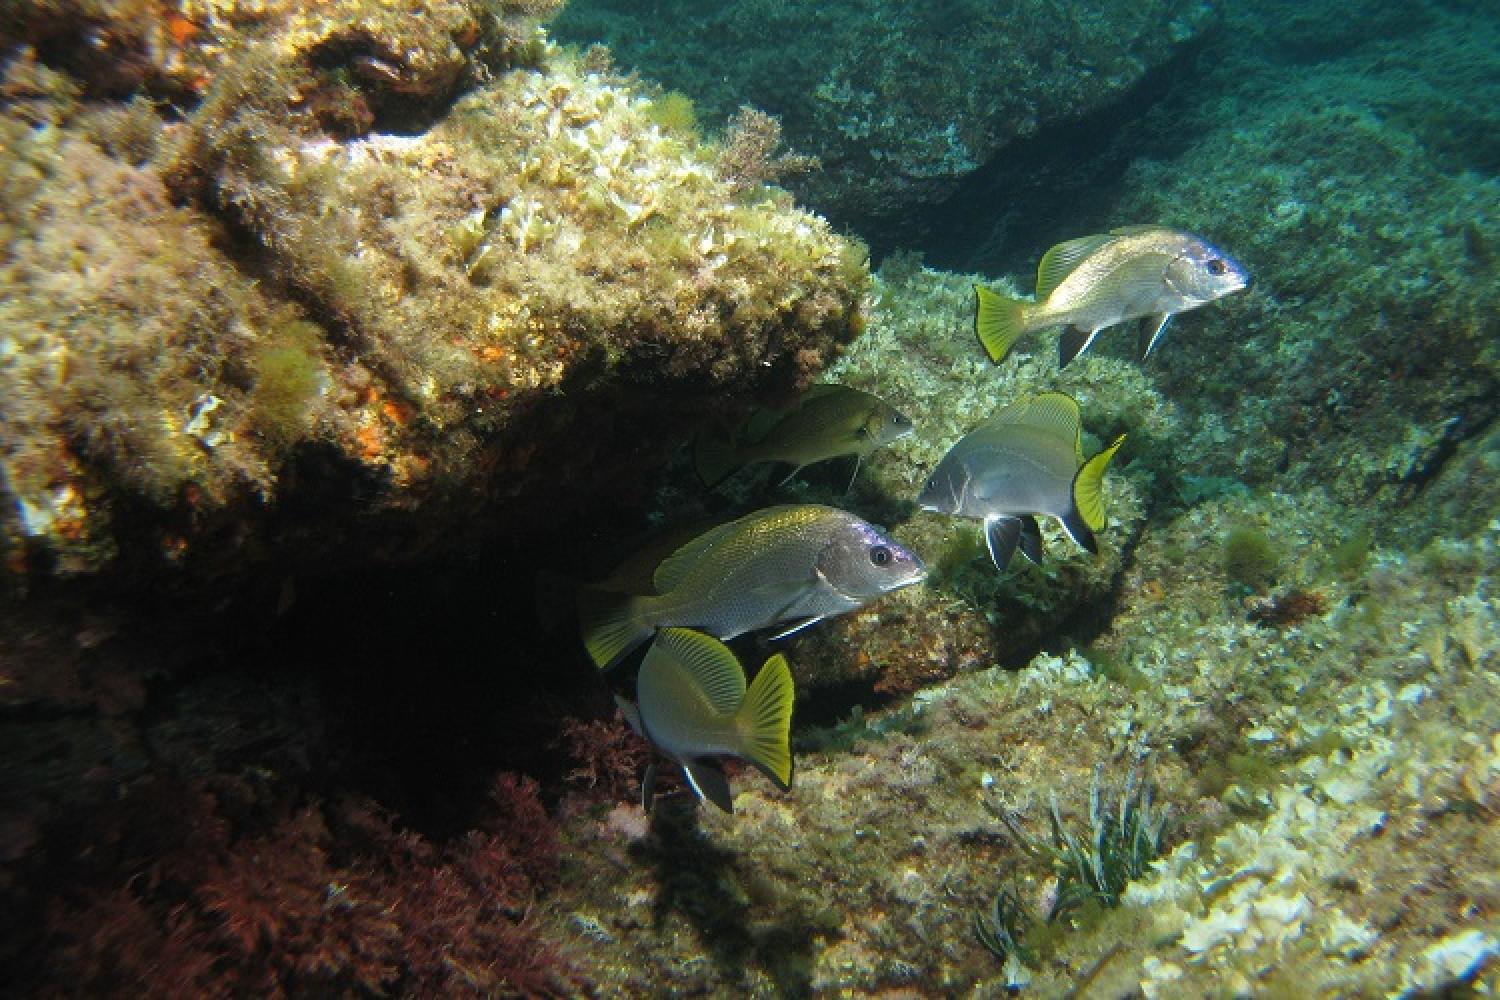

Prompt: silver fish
xmin=579 ymin=504 xmax=925 ymax=669
xmin=975 ymin=226 xmax=1250 ymax=367
xmin=617 ymin=627 xmax=794 ymax=813
xmin=917 ymin=392 xmax=1125 ymax=571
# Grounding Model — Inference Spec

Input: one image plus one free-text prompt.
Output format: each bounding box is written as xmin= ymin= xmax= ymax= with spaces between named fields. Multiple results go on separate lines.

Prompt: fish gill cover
xmin=1 ymin=0 xmax=1498 ymax=995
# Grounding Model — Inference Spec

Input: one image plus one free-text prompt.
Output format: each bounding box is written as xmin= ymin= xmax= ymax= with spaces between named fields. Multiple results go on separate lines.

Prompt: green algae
xmin=642 ymin=91 xmax=699 ymax=136
xmin=1222 ymin=523 xmax=1279 ymax=592
xmin=249 ymin=320 xmax=328 ymax=449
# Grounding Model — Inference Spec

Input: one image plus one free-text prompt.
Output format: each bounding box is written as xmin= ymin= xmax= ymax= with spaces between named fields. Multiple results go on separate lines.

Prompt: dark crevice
xmin=1402 ymin=380 xmax=1500 ymax=496
xmin=885 ymin=28 xmax=1218 ymax=275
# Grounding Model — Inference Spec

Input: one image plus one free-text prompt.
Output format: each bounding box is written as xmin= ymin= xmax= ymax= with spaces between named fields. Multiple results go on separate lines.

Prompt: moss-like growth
xmin=1087 ymin=644 xmax=1151 ymax=693
xmin=1329 ymin=525 xmax=1374 ymax=578
xmin=1222 ymin=523 xmax=1279 ymax=592
xmin=643 ymin=91 xmax=698 ymax=135
xmin=249 ymin=320 xmax=327 ymax=449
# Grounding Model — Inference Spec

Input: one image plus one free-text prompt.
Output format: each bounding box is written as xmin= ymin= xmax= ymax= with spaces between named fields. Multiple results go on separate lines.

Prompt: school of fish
xmin=575 ymin=224 xmax=1248 ymax=813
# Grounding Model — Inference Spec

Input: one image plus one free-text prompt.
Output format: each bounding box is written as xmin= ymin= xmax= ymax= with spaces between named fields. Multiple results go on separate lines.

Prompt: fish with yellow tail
xmin=918 ymin=392 xmax=1125 ymax=572
xmin=616 ymin=628 xmax=795 ymax=813
xmin=694 ymin=384 xmax=913 ymax=491
xmin=974 ymin=226 xmax=1249 ymax=367
xmin=578 ymin=504 xmax=926 ymax=670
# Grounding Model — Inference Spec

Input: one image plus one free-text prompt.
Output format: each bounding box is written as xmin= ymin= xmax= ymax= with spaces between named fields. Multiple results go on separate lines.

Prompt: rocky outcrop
xmin=553 ymin=0 xmax=1216 ymax=238
xmin=0 ymin=3 xmax=868 ymax=590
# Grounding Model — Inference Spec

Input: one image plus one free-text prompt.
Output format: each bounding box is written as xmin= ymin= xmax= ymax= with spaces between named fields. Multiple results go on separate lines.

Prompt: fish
xmin=578 ymin=504 xmax=926 ymax=670
xmin=616 ymin=627 xmax=795 ymax=813
xmin=694 ymin=384 xmax=913 ymax=491
xmin=973 ymin=226 xmax=1250 ymax=367
xmin=917 ymin=392 xmax=1126 ymax=572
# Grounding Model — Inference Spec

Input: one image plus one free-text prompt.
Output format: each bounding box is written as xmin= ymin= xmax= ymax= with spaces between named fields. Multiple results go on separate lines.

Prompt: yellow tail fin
xmin=974 ymin=284 xmax=1029 ymax=363
xmin=1073 ymin=434 xmax=1127 ymax=533
xmin=734 ymin=653 xmax=795 ymax=790
xmin=577 ymin=586 xmax=652 ymax=670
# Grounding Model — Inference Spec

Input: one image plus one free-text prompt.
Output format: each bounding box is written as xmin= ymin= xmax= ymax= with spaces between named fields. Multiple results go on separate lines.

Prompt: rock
xmin=1 ymin=24 xmax=868 ymax=589
xmin=552 ymin=0 xmax=1217 ymax=239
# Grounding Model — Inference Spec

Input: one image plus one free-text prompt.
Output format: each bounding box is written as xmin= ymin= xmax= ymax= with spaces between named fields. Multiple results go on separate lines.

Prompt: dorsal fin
xmin=1035 ymin=233 xmax=1119 ymax=299
xmin=989 ymin=392 xmax=1084 ymax=458
xmin=650 ymin=627 xmax=746 ymax=716
xmin=652 ymin=520 xmax=741 ymax=593
xmin=799 ymin=383 xmax=846 ymax=402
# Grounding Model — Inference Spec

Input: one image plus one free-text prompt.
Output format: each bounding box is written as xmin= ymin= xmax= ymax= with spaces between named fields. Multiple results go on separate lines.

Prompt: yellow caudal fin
xmin=577 ymin=586 xmax=652 ymax=670
xmin=1072 ymin=434 xmax=1127 ymax=533
xmin=734 ymin=653 xmax=795 ymax=791
xmin=974 ymin=284 xmax=1030 ymax=363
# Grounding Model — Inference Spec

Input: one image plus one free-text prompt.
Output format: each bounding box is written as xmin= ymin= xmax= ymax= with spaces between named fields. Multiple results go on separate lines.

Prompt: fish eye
xmin=870 ymin=545 xmax=892 ymax=567
xmin=926 ymin=477 xmax=938 ymax=491
xmin=1207 ymin=258 xmax=1228 ymax=276
xmin=893 ymin=413 xmax=911 ymax=426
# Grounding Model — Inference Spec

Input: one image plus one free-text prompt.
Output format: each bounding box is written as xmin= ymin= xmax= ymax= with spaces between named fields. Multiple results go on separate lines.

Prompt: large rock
xmin=552 ymin=0 xmax=1216 ymax=238
xmin=0 ymin=12 xmax=869 ymax=589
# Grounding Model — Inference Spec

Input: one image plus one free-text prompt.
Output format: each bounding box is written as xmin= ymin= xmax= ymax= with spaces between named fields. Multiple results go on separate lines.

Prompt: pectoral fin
xmin=1138 ymin=313 xmax=1172 ymax=359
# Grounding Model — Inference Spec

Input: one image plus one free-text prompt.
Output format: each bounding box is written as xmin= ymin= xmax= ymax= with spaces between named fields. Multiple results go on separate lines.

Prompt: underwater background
xmin=0 ymin=0 xmax=1497 ymax=994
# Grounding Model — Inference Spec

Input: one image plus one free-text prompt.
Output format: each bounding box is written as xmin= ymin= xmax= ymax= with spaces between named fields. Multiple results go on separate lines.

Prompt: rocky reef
xmin=551 ymin=0 xmax=1217 ymax=245
xmin=1 ymin=0 xmax=867 ymax=590
xmin=1 ymin=0 xmax=1497 ymax=995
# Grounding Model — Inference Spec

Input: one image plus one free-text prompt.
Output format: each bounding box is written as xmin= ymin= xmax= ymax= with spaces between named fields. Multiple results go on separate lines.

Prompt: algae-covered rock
xmin=0 ymin=0 xmax=556 ymax=110
xmin=0 ymin=117 xmax=289 ymax=578
xmin=553 ymin=0 xmax=1216 ymax=237
xmin=0 ymin=19 xmax=868 ymax=588
xmin=1102 ymin=1 xmax=1500 ymax=538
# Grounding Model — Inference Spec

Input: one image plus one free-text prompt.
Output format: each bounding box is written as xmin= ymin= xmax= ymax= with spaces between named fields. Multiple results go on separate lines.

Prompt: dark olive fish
xmin=617 ymin=628 xmax=794 ymax=814
xmin=917 ymin=392 xmax=1125 ymax=571
xmin=975 ymin=226 xmax=1250 ymax=367
xmin=579 ymin=504 xmax=925 ymax=670
xmin=695 ymin=384 xmax=913 ymax=490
